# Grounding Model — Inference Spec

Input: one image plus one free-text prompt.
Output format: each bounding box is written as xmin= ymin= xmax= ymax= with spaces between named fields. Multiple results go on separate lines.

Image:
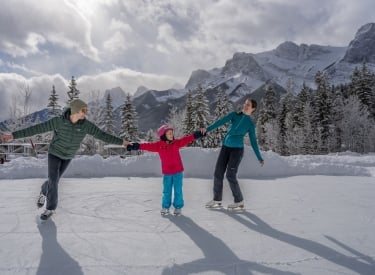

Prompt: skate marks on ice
xmin=36 ymin=220 xmax=83 ymax=275
xmin=223 ymin=211 xmax=375 ymax=275
xmin=161 ymin=215 xmax=298 ymax=275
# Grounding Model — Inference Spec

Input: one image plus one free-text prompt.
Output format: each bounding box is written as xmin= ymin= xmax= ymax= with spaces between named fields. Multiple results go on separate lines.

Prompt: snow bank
xmin=1 ymin=147 xmax=373 ymax=179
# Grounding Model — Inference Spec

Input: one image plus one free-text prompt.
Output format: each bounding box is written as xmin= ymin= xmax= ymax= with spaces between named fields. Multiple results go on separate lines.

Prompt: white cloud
xmin=77 ymin=68 xmax=185 ymax=98
xmin=0 ymin=0 xmax=99 ymax=61
xmin=0 ymin=69 xmax=184 ymax=121
xmin=0 ymin=73 xmax=69 ymax=121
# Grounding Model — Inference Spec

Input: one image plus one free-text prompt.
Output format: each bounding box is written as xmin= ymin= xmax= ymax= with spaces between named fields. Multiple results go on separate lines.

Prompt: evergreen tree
xmin=191 ymin=86 xmax=211 ymax=147
xmin=167 ymin=105 xmax=186 ymax=138
xmin=313 ymin=71 xmax=332 ymax=153
xmin=119 ymin=94 xmax=139 ymax=141
xmin=67 ymin=76 xmax=80 ymax=103
xmin=350 ymin=63 xmax=375 ymax=118
xmin=183 ymin=92 xmax=195 ymax=136
xmin=47 ymin=85 xmax=61 ymax=118
xmin=99 ymin=93 xmax=115 ymax=135
xmin=330 ymin=86 xmax=345 ymax=152
xmin=341 ymin=95 xmax=371 ymax=153
xmin=82 ymin=91 xmax=102 ymax=155
xmin=277 ymin=92 xmax=296 ymax=155
xmin=210 ymin=89 xmax=232 ymax=148
xmin=257 ymin=84 xmax=278 ymax=151
xmin=145 ymin=129 xmax=156 ymax=141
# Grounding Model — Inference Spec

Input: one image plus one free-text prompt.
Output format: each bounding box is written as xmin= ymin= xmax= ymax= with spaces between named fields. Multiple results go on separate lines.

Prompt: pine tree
xmin=210 ymin=89 xmax=232 ymax=148
xmin=341 ymin=95 xmax=371 ymax=153
xmin=167 ymin=105 xmax=186 ymax=138
xmin=350 ymin=63 xmax=375 ymax=118
xmin=99 ymin=93 xmax=115 ymax=135
xmin=313 ymin=71 xmax=332 ymax=154
xmin=145 ymin=129 xmax=156 ymax=141
xmin=257 ymin=84 xmax=278 ymax=151
xmin=183 ymin=92 xmax=195 ymax=135
xmin=119 ymin=94 xmax=139 ymax=141
xmin=47 ymin=85 xmax=61 ymax=118
xmin=330 ymin=86 xmax=345 ymax=152
xmin=278 ymin=92 xmax=296 ymax=155
xmin=67 ymin=76 xmax=80 ymax=103
xmin=81 ymin=91 xmax=102 ymax=155
xmin=191 ymin=86 xmax=211 ymax=147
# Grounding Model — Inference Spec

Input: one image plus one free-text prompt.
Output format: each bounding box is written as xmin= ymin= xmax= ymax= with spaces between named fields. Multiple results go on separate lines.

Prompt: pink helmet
xmin=157 ymin=124 xmax=173 ymax=138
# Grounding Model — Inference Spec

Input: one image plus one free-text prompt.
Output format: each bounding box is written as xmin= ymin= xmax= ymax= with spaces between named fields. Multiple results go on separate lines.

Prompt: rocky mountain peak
xmin=221 ymin=52 xmax=267 ymax=80
xmin=274 ymin=41 xmax=300 ymax=60
xmin=103 ymin=87 xmax=126 ymax=108
xmin=134 ymin=85 xmax=149 ymax=98
xmin=342 ymin=23 xmax=375 ymax=63
xmin=185 ymin=69 xmax=212 ymax=90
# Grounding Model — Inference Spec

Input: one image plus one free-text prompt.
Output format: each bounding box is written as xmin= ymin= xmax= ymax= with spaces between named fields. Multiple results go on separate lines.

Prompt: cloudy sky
xmin=0 ymin=0 xmax=375 ymax=122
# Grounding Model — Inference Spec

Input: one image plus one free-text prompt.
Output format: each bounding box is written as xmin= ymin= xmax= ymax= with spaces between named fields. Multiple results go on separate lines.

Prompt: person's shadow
xmin=36 ymin=219 xmax=84 ymax=275
xmin=161 ymin=215 xmax=299 ymax=275
xmin=224 ymin=211 xmax=375 ymax=275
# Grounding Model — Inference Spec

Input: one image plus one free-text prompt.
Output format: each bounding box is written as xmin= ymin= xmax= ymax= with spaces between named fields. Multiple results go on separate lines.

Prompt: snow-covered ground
xmin=0 ymin=148 xmax=374 ymax=275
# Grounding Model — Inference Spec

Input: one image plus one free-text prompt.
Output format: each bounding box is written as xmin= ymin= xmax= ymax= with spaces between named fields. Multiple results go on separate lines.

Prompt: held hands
xmin=0 ymin=134 xmax=13 ymax=143
xmin=122 ymin=140 xmax=131 ymax=146
xmin=126 ymin=142 xmax=140 ymax=151
xmin=193 ymin=128 xmax=207 ymax=139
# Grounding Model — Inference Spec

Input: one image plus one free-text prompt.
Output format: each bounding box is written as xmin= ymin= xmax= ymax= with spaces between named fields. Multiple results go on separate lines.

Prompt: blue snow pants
xmin=162 ymin=172 xmax=184 ymax=209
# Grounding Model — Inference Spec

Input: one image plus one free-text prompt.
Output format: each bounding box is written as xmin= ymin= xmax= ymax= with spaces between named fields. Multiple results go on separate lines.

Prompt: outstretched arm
xmin=11 ymin=118 xmax=58 ymax=140
xmin=206 ymin=112 xmax=235 ymax=132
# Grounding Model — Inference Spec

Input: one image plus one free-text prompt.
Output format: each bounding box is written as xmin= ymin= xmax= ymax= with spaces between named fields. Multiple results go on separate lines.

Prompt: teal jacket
xmin=12 ymin=109 xmax=123 ymax=159
xmin=207 ymin=111 xmax=263 ymax=161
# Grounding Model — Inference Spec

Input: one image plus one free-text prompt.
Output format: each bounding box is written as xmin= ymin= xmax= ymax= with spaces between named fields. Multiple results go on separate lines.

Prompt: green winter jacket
xmin=12 ymin=108 xmax=123 ymax=159
xmin=206 ymin=111 xmax=263 ymax=161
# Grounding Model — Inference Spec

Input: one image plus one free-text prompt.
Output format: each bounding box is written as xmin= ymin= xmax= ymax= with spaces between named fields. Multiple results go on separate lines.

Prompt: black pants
xmin=41 ymin=154 xmax=71 ymax=210
xmin=213 ymin=145 xmax=244 ymax=202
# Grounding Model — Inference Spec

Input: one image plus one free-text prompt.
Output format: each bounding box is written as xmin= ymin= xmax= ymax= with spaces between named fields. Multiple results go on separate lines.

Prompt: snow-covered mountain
xmin=185 ymin=23 xmax=375 ymax=95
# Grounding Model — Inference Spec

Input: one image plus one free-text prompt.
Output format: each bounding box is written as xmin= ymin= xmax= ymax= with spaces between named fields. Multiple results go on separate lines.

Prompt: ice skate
xmin=160 ymin=208 xmax=170 ymax=216
xmin=227 ymin=201 xmax=245 ymax=211
xmin=37 ymin=194 xmax=46 ymax=208
xmin=205 ymin=200 xmax=222 ymax=209
xmin=40 ymin=209 xmax=54 ymax=221
xmin=173 ymin=208 xmax=182 ymax=216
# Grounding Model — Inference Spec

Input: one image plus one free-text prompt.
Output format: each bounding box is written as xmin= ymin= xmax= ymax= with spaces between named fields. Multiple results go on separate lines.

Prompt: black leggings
xmin=213 ymin=145 xmax=244 ymax=202
xmin=41 ymin=154 xmax=71 ymax=210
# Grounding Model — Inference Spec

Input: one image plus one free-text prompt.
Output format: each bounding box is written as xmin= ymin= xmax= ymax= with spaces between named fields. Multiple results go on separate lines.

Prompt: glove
xmin=193 ymin=131 xmax=205 ymax=139
xmin=126 ymin=143 xmax=140 ymax=151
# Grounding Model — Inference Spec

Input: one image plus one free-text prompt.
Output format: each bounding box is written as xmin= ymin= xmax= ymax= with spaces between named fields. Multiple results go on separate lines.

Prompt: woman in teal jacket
xmin=0 ymin=99 xmax=129 ymax=220
xmin=204 ymin=98 xmax=264 ymax=210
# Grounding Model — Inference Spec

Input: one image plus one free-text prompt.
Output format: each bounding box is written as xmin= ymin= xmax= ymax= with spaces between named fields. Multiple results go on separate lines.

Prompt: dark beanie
xmin=70 ymin=99 xmax=87 ymax=114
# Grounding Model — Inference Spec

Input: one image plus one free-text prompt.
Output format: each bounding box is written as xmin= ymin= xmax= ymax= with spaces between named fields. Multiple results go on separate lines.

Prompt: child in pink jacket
xmin=127 ymin=125 xmax=203 ymax=215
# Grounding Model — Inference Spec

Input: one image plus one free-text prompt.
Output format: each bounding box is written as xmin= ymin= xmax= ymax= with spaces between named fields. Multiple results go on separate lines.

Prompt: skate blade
xmin=205 ymin=205 xmax=223 ymax=209
xmin=226 ymin=206 xmax=245 ymax=211
xmin=36 ymin=215 xmax=49 ymax=225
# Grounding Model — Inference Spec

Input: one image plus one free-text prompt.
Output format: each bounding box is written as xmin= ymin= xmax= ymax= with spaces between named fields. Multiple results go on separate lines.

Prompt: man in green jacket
xmin=0 ymin=99 xmax=129 ymax=221
xmin=203 ymin=98 xmax=264 ymax=210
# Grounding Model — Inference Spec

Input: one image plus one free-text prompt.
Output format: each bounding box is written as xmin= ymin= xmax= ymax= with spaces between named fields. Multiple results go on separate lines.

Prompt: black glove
xmin=127 ymin=143 xmax=140 ymax=151
xmin=193 ymin=131 xmax=205 ymax=139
